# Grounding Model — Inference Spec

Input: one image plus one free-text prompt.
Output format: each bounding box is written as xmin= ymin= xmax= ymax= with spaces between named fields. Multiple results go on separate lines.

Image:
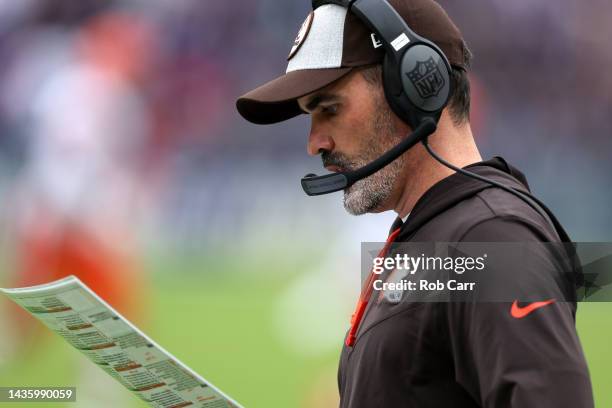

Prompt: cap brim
xmin=236 ymin=67 xmax=353 ymax=125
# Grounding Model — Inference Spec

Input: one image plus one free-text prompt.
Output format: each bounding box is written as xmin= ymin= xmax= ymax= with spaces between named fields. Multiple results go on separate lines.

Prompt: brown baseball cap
xmin=236 ymin=0 xmax=467 ymax=125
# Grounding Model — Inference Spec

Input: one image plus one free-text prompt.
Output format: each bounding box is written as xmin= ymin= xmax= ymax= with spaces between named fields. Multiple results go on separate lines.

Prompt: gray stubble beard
xmin=343 ymin=102 xmax=405 ymax=216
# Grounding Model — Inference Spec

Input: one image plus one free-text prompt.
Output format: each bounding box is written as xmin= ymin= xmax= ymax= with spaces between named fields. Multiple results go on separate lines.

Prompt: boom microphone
xmin=301 ymin=117 xmax=437 ymax=196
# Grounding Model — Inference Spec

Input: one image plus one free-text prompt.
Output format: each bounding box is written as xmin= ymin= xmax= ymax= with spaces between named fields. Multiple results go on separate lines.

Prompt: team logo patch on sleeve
xmin=288 ymin=11 xmax=314 ymax=61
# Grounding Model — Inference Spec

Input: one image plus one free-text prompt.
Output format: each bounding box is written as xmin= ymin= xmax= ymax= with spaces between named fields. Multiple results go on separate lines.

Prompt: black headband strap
xmin=313 ymin=0 xmax=443 ymax=61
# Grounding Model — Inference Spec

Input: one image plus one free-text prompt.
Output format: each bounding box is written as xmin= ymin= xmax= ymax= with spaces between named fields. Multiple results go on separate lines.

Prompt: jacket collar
xmin=393 ymin=156 xmax=529 ymax=240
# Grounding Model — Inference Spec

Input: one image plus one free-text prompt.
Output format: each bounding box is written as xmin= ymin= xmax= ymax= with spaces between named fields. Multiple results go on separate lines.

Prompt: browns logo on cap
xmin=288 ymin=11 xmax=314 ymax=61
xmin=237 ymin=0 xmax=467 ymax=125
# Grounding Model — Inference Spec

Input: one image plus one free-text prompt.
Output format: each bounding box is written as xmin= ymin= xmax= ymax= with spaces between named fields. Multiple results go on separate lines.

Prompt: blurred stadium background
xmin=0 ymin=0 xmax=610 ymax=407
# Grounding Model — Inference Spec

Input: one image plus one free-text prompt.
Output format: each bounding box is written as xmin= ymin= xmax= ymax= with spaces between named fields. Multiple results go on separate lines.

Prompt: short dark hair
xmin=360 ymin=41 xmax=473 ymax=126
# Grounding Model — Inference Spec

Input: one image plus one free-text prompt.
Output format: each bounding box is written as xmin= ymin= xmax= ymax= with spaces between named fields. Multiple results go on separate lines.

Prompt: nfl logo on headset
xmin=407 ymin=57 xmax=446 ymax=99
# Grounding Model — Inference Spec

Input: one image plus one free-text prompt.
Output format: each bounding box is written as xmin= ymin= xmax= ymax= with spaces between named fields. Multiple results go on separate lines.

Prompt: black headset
xmin=315 ymin=0 xmax=452 ymax=129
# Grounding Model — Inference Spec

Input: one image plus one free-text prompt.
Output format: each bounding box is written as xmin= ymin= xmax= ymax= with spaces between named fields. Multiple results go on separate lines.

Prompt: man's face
xmin=298 ymin=69 xmax=411 ymax=215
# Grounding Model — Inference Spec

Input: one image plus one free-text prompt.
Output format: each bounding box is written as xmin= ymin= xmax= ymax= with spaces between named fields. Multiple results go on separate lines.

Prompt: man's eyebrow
xmin=303 ymin=93 xmax=339 ymax=113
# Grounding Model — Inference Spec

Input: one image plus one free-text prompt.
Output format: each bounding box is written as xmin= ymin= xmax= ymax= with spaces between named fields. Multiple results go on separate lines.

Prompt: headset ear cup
xmin=381 ymin=45 xmax=451 ymax=130
xmin=400 ymin=45 xmax=451 ymax=113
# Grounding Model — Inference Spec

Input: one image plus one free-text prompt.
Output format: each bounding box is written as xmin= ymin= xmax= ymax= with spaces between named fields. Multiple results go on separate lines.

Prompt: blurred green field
xmin=0 ymin=258 xmax=611 ymax=408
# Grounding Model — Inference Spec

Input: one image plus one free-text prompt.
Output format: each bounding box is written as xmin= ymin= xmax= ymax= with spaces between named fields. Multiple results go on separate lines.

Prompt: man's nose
xmin=307 ymin=126 xmax=335 ymax=156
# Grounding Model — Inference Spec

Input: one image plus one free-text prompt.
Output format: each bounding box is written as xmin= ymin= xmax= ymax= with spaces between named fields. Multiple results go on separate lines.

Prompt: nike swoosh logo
xmin=511 ymin=299 xmax=555 ymax=319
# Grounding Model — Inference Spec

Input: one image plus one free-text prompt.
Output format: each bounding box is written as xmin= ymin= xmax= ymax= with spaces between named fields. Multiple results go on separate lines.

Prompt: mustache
xmin=321 ymin=151 xmax=356 ymax=172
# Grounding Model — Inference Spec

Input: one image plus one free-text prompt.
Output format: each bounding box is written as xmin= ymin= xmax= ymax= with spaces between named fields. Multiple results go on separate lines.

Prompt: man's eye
xmin=321 ymin=105 xmax=338 ymax=115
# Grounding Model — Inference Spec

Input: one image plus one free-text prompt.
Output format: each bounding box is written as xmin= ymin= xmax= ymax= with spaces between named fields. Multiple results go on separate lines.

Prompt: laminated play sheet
xmin=1 ymin=276 xmax=242 ymax=408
